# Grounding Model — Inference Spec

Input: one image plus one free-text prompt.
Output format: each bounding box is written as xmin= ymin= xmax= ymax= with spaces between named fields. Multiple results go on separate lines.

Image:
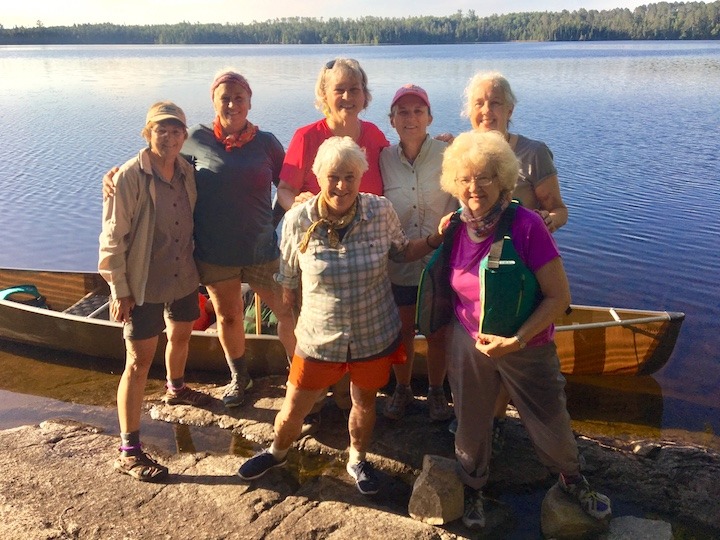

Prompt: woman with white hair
xmin=238 ymin=136 xmax=442 ymax=496
xmin=429 ymin=130 xmax=610 ymax=530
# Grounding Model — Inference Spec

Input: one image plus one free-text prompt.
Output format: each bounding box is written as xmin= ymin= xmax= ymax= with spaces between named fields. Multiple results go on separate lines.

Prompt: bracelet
xmin=425 ymin=234 xmax=440 ymax=249
xmin=514 ymin=334 xmax=527 ymax=349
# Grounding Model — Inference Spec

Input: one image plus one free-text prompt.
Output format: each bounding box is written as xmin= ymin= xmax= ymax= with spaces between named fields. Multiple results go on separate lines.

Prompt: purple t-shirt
xmin=449 ymin=206 xmax=560 ymax=345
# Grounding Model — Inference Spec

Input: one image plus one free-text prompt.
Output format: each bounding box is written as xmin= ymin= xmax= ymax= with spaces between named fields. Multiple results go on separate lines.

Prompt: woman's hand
xmin=438 ymin=211 xmax=456 ymax=233
xmin=434 ymin=132 xmax=455 ymax=144
xmin=292 ymin=191 xmax=314 ymax=208
xmin=102 ymin=167 xmax=119 ymax=200
xmin=534 ymin=209 xmax=557 ymax=232
xmin=475 ymin=333 xmax=522 ymax=357
xmin=111 ymin=296 xmax=135 ymax=323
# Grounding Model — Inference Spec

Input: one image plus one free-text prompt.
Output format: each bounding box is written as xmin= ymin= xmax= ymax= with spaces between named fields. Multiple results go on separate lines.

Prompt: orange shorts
xmin=288 ymin=345 xmax=406 ymax=391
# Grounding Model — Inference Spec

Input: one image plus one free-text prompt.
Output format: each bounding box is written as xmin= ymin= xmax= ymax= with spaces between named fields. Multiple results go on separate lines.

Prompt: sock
xmin=120 ymin=431 xmax=141 ymax=455
xmin=168 ymin=377 xmax=185 ymax=392
xmin=269 ymin=442 xmax=289 ymax=461
xmin=348 ymin=447 xmax=365 ymax=465
xmin=228 ymin=356 xmax=247 ymax=379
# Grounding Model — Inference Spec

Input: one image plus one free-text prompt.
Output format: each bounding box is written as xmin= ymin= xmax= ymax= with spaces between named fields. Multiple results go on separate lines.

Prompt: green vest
xmin=416 ymin=201 xmax=542 ymax=337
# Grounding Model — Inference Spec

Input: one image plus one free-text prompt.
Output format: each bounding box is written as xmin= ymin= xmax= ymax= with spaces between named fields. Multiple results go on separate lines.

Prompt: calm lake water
xmin=0 ymin=42 xmax=719 ymax=443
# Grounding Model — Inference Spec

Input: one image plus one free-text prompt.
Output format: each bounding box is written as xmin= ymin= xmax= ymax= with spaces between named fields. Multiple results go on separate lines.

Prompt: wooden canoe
xmin=0 ymin=268 xmax=684 ymax=377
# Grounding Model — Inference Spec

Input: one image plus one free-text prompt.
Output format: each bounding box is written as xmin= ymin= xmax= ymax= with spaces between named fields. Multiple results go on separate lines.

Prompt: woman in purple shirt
xmin=434 ymin=131 xmax=611 ymax=530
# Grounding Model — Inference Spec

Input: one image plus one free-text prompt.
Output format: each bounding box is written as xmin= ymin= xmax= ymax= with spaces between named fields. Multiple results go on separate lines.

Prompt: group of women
xmin=99 ymin=58 xmax=611 ymax=530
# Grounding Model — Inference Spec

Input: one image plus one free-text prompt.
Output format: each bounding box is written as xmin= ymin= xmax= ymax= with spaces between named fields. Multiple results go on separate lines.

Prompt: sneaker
xmin=114 ymin=451 xmax=169 ymax=482
xmin=162 ymin=385 xmax=211 ymax=406
xmin=237 ymin=449 xmax=287 ymax=480
xmin=462 ymin=488 xmax=485 ymax=529
xmin=427 ymin=386 xmax=453 ymax=421
xmin=346 ymin=460 xmax=379 ymax=495
xmin=491 ymin=417 xmax=506 ymax=457
xmin=558 ymin=474 xmax=612 ymax=521
xmin=222 ymin=373 xmax=253 ymax=408
xmin=383 ymin=384 xmax=414 ymax=420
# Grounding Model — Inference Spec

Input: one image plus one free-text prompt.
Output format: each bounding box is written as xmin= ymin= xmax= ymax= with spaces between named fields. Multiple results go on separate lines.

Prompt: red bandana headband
xmin=210 ymin=72 xmax=252 ymax=99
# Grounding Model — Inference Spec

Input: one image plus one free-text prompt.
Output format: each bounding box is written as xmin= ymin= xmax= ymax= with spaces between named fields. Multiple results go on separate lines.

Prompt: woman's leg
xmin=164 ymin=319 xmax=193 ymax=381
xmin=117 ymin=336 xmax=158 ymax=434
xmin=205 ymin=278 xmax=245 ymax=361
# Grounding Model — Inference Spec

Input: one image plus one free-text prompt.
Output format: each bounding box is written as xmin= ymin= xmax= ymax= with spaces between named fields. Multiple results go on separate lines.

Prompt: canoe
xmin=0 ymin=268 xmax=684 ymax=377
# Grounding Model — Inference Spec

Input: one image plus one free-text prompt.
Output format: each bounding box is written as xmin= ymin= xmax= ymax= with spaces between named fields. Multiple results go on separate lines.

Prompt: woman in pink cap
xmin=380 ymin=84 xmax=458 ymax=422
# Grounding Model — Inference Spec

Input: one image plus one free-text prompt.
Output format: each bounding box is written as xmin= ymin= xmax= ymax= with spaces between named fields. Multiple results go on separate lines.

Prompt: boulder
xmin=541 ymin=483 xmax=609 ymax=539
xmin=408 ymin=454 xmax=464 ymax=525
xmin=602 ymin=516 xmax=672 ymax=539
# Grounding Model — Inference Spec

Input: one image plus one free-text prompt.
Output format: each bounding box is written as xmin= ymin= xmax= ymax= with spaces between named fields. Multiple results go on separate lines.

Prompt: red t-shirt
xmin=279 ymin=119 xmax=389 ymax=196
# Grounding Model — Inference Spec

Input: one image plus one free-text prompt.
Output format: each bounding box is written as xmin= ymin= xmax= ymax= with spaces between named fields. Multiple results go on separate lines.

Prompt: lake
xmin=0 ymin=42 xmax=719 ymax=443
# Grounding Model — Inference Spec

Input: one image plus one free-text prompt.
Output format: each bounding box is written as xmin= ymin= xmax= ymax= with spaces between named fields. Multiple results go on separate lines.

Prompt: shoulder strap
xmin=487 ymin=201 xmax=519 ymax=269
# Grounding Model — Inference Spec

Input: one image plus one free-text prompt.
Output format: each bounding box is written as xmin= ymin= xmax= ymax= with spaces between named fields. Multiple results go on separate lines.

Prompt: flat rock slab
xmin=0 ymin=419 xmax=461 ymax=540
xmin=2 ymin=377 xmax=719 ymax=538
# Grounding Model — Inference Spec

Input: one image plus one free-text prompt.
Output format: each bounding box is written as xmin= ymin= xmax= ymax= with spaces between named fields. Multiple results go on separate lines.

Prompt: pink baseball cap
xmin=391 ymin=84 xmax=431 ymax=109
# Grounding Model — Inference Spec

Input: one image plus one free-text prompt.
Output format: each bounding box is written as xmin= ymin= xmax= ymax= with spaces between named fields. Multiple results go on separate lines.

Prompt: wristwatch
xmin=514 ymin=334 xmax=527 ymax=349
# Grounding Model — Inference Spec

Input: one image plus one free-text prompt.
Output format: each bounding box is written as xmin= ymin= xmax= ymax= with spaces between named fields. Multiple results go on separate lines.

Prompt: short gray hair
xmin=312 ymin=136 xmax=369 ymax=178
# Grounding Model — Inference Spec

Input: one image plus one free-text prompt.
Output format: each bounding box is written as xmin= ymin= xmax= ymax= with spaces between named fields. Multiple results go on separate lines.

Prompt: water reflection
xmin=566 ymin=375 xmax=663 ymax=438
xmin=1 ymin=339 xmax=718 ymax=454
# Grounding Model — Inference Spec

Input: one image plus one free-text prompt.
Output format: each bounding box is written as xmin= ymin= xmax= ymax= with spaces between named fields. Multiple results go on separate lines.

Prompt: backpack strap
xmin=487 ymin=201 xmax=519 ymax=269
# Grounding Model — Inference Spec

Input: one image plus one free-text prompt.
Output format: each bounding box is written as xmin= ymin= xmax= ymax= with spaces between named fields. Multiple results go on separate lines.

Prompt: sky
xmin=2 ymin=0 xmax=650 ymax=28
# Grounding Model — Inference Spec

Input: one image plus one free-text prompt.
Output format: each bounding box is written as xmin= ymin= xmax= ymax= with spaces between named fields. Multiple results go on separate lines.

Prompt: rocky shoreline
xmin=1 ymin=376 xmax=718 ymax=539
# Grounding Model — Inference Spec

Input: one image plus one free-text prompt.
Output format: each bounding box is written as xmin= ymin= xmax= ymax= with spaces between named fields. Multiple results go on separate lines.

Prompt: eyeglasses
xmin=325 ymin=59 xmax=336 ymax=70
xmin=151 ymin=126 xmax=185 ymax=138
xmin=455 ymin=175 xmax=496 ymax=187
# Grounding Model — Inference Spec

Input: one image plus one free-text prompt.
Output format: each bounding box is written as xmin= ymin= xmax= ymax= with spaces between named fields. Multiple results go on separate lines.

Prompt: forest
xmin=1 ymin=1 xmax=718 ymax=45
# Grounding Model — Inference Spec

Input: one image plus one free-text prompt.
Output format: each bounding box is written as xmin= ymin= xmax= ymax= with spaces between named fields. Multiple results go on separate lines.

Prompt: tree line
xmin=2 ymin=2 xmax=719 ymax=45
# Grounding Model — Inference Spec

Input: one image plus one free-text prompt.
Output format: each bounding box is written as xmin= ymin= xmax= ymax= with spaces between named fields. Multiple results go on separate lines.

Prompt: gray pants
xmin=447 ymin=321 xmax=580 ymax=490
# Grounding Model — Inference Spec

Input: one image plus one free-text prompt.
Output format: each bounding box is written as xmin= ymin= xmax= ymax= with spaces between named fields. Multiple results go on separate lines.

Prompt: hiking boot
xmin=222 ymin=372 xmax=253 ymax=408
xmin=162 ymin=385 xmax=211 ymax=406
xmin=427 ymin=386 xmax=453 ymax=421
xmin=558 ymin=474 xmax=612 ymax=521
xmin=237 ymin=449 xmax=287 ymax=480
xmin=299 ymin=410 xmax=321 ymax=436
xmin=462 ymin=488 xmax=485 ymax=529
xmin=114 ymin=451 xmax=168 ymax=482
xmin=383 ymin=384 xmax=414 ymax=420
xmin=346 ymin=460 xmax=379 ymax=495
xmin=491 ymin=417 xmax=506 ymax=457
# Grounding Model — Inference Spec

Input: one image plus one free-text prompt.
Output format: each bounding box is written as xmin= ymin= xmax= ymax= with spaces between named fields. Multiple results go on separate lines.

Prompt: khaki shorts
xmin=196 ymin=258 xmax=280 ymax=291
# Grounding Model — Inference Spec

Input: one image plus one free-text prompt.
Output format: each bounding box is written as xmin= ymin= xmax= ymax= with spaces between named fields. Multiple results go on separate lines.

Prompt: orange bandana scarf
xmin=213 ymin=117 xmax=258 ymax=152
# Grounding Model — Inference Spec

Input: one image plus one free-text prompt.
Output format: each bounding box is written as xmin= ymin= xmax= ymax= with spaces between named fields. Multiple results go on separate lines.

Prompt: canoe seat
xmin=63 ymin=292 xmax=110 ymax=319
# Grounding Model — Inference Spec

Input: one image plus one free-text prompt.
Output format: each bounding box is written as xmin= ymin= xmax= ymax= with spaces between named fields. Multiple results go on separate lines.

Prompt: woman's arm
xmin=98 ymin=169 xmax=137 ymax=302
xmin=534 ymin=174 xmax=568 ymax=233
xmin=399 ymin=232 xmax=444 ymax=262
xmin=475 ymin=257 xmax=570 ymax=357
xmin=276 ymin=180 xmax=315 ymax=210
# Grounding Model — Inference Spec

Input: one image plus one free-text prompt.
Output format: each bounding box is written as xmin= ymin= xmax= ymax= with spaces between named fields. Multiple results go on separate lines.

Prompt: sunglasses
xmin=325 ymin=59 xmax=336 ymax=70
